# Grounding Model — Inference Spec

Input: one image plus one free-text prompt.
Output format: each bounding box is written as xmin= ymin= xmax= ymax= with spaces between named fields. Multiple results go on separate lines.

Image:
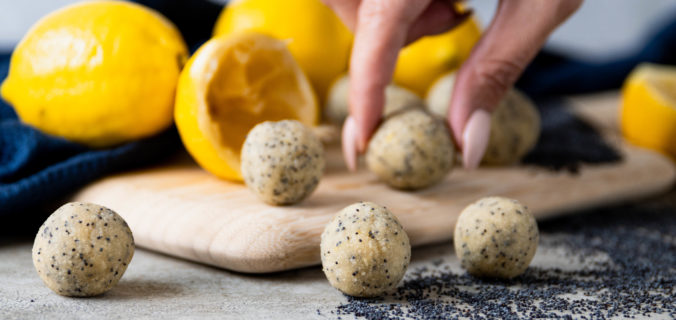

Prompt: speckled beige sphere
xmin=366 ymin=108 xmax=455 ymax=190
xmin=426 ymin=72 xmax=540 ymax=165
xmin=324 ymin=74 xmax=424 ymax=125
xmin=425 ymin=71 xmax=458 ymax=118
xmin=241 ymin=120 xmax=325 ymax=205
xmin=483 ymin=90 xmax=540 ymax=165
xmin=454 ymin=197 xmax=539 ymax=279
xmin=32 ymin=202 xmax=134 ymax=297
xmin=321 ymin=202 xmax=411 ymax=297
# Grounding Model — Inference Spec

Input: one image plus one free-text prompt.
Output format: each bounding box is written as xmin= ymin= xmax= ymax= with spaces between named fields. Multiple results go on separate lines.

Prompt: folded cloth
xmin=0 ymin=1 xmax=673 ymax=222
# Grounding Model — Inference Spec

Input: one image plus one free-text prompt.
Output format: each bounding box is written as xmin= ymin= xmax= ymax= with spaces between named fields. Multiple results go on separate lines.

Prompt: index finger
xmin=348 ymin=0 xmax=432 ymax=152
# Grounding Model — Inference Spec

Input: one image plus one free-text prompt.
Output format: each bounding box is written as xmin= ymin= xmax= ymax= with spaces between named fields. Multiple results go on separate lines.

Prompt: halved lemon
xmin=620 ymin=63 xmax=676 ymax=160
xmin=213 ymin=0 xmax=352 ymax=102
xmin=175 ymin=33 xmax=318 ymax=181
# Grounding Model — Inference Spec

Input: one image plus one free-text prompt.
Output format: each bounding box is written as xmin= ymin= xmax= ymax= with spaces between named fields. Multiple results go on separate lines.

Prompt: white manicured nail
xmin=462 ymin=109 xmax=491 ymax=170
xmin=342 ymin=116 xmax=358 ymax=172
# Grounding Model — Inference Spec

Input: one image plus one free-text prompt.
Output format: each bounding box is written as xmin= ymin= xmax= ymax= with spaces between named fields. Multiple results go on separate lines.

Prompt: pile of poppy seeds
xmin=323 ymin=104 xmax=674 ymax=319
xmin=522 ymin=99 xmax=622 ymax=173
xmin=327 ymin=199 xmax=675 ymax=319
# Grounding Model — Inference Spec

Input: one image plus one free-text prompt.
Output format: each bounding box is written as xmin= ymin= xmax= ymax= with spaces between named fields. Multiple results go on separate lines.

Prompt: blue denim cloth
xmin=0 ymin=1 xmax=674 ymax=218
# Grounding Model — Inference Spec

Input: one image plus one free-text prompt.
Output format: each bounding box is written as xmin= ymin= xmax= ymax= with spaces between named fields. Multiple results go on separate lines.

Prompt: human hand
xmin=323 ymin=0 xmax=582 ymax=170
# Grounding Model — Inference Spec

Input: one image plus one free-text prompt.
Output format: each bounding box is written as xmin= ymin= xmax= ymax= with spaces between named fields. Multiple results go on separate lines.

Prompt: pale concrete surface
xmin=0 ymin=236 xmax=342 ymax=319
xmin=1 ymin=223 xmax=670 ymax=320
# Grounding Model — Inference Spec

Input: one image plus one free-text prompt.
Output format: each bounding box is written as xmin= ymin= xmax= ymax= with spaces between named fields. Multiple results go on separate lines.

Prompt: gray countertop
xmin=2 ymin=191 xmax=674 ymax=319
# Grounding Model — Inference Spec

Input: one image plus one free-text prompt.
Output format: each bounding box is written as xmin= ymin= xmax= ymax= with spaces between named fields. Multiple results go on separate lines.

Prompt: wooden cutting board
xmin=73 ymin=93 xmax=676 ymax=273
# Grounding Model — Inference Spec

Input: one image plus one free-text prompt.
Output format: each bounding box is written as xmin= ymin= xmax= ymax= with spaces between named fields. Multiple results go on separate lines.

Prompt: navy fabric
xmin=0 ymin=0 xmax=221 ymax=218
xmin=0 ymin=1 xmax=674 ymax=221
xmin=517 ymin=16 xmax=676 ymax=97
xmin=0 ymin=55 xmax=180 ymax=217
xmin=133 ymin=0 xmax=224 ymax=51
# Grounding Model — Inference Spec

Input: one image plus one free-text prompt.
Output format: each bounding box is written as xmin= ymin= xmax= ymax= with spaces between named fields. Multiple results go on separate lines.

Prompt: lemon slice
xmin=620 ymin=63 xmax=676 ymax=160
xmin=175 ymin=33 xmax=318 ymax=181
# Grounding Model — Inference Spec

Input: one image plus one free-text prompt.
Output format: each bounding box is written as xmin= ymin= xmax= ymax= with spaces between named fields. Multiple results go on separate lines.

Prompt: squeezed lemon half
xmin=213 ymin=0 xmax=352 ymax=102
xmin=174 ymin=33 xmax=318 ymax=181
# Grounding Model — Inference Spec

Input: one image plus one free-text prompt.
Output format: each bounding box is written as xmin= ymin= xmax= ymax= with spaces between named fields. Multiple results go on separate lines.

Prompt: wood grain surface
xmin=73 ymin=93 xmax=676 ymax=273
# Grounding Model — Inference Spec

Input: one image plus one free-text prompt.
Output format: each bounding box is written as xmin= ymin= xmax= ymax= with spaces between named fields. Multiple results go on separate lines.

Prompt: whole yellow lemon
xmin=393 ymin=16 xmax=481 ymax=97
xmin=213 ymin=0 xmax=352 ymax=102
xmin=1 ymin=1 xmax=188 ymax=147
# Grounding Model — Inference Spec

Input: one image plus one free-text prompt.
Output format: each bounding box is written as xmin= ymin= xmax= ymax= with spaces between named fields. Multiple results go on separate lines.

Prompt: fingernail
xmin=342 ymin=116 xmax=358 ymax=172
xmin=355 ymin=123 xmax=367 ymax=153
xmin=462 ymin=109 xmax=491 ymax=170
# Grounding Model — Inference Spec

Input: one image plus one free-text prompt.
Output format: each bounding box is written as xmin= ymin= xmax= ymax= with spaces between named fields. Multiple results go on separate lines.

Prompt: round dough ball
xmin=324 ymin=74 xmax=424 ymax=125
xmin=426 ymin=72 xmax=540 ymax=165
xmin=483 ymin=90 xmax=541 ymax=165
xmin=454 ymin=197 xmax=539 ymax=279
xmin=241 ymin=120 xmax=325 ymax=205
xmin=425 ymin=71 xmax=457 ymax=118
xmin=32 ymin=202 xmax=135 ymax=297
xmin=366 ymin=108 xmax=455 ymax=190
xmin=321 ymin=202 xmax=411 ymax=297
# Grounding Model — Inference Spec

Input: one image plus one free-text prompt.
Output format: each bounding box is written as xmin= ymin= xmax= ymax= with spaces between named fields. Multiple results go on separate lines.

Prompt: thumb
xmin=448 ymin=0 xmax=582 ymax=169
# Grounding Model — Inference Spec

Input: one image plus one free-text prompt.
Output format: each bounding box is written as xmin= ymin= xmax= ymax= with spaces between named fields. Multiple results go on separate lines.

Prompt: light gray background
xmin=1 ymin=0 xmax=676 ymax=61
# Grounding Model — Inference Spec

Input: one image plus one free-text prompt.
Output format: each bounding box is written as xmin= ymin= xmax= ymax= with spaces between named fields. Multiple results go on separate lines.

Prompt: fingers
xmin=321 ymin=0 xmax=361 ymax=30
xmin=405 ymin=1 xmax=471 ymax=45
xmin=349 ymin=0 xmax=433 ymax=154
xmin=462 ymin=109 xmax=492 ymax=169
xmin=342 ymin=116 xmax=358 ymax=171
xmin=325 ymin=0 xmax=468 ymax=42
xmin=448 ymin=0 xmax=582 ymax=169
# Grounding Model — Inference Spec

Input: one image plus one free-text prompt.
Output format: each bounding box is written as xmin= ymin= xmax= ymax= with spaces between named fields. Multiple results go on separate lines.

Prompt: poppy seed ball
xmin=321 ymin=202 xmax=411 ymax=297
xmin=324 ymin=74 xmax=424 ymax=125
xmin=32 ymin=202 xmax=134 ymax=297
xmin=241 ymin=120 xmax=325 ymax=205
xmin=366 ymin=108 xmax=455 ymax=190
xmin=427 ymin=72 xmax=540 ymax=165
xmin=454 ymin=197 xmax=538 ymax=279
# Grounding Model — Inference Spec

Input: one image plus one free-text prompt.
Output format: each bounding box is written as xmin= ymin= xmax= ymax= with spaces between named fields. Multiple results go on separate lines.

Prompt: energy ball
xmin=454 ymin=197 xmax=539 ymax=279
xmin=241 ymin=120 xmax=325 ymax=205
xmin=32 ymin=202 xmax=134 ymax=297
xmin=426 ymin=72 xmax=540 ymax=165
xmin=425 ymin=71 xmax=458 ymax=118
xmin=366 ymin=108 xmax=455 ymax=190
xmin=324 ymin=74 xmax=424 ymax=125
xmin=321 ymin=202 xmax=411 ymax=297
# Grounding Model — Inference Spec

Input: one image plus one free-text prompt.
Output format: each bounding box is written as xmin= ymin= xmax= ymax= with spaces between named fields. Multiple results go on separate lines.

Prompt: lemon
xmin=393 ymin=16 xmax=481 ymax=97
xmin=1 ymin=1 xmax=188 ymax=147
xmin=175 ymin=33 xmax=318 ymax=182
xmin=213 ymin=0 xmax=352 ymax=102
xmin=620 ymin=63 xmax=676 ymax=160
